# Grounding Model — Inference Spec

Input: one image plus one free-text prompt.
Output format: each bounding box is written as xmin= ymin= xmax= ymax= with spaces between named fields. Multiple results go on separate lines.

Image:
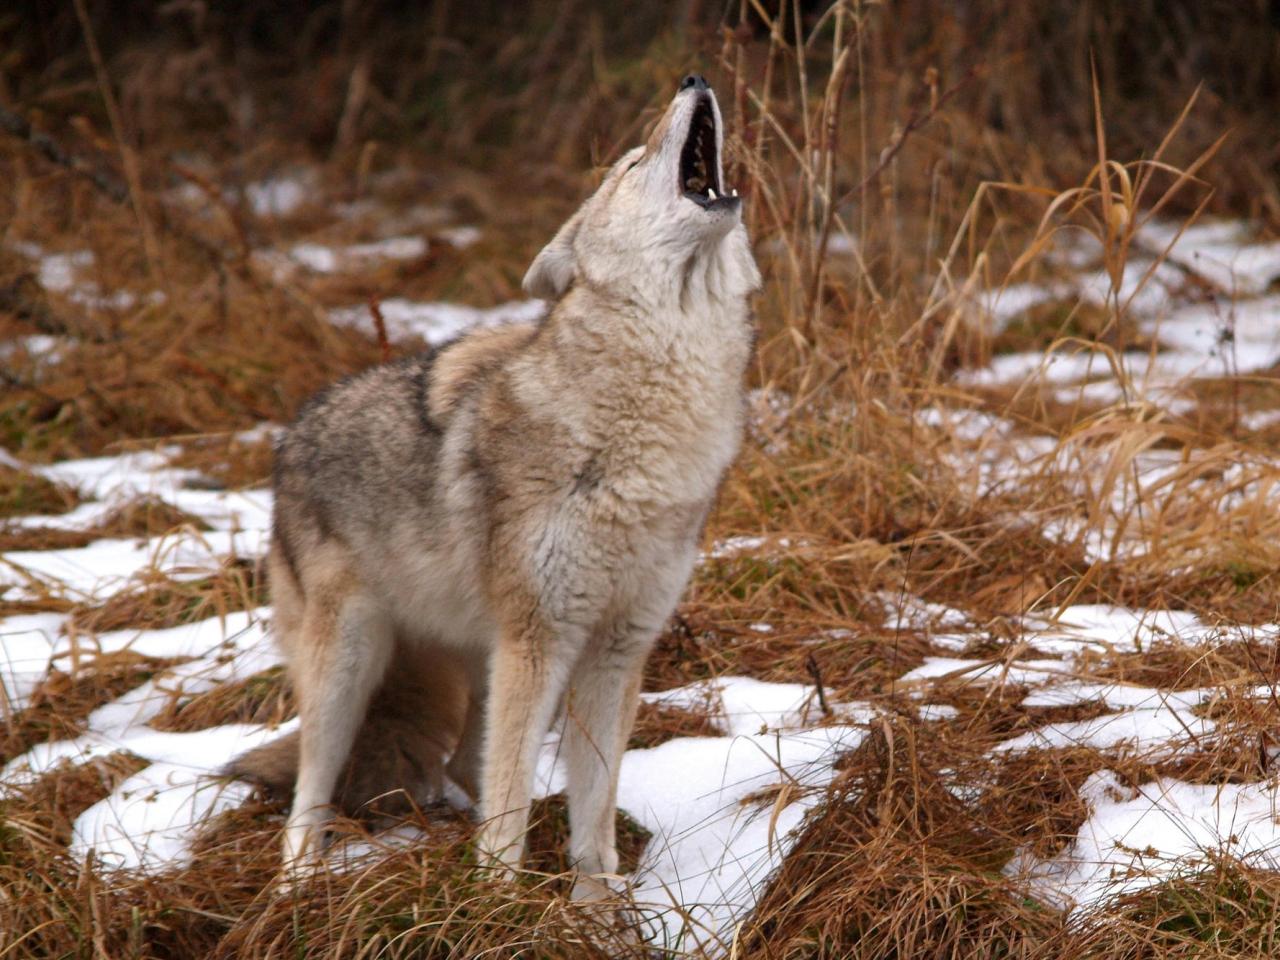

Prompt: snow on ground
xmin=252 ymin=236 xmax=432 ymax=280
xmin=4 ymin=213 xmax=1280 ymax=950
xmin=956 ymin=220 xmax=1280 ymax=565
xmin=890 ymin=601 xmax=1280 ymax=918
xmin=244 ymin=171 xmax=315 ymax=218
xmin=71 ymin=760 xmax=260 ymax=870
xmin=874 ymin=590 xmax=972 ymax=642
xmin=0 ymin=334 xmax=68 ymax=375
xmin=288 ymin=235 xmax=427 ymax=273
xmin=329 ymin=296 xmax=547 ymax=346
xmin=619 ymin=725 xmax=862 ymax=949
xmin=0 ymin=611 xmax=70 ymax=709
xmin=897 ymin=655 xmax=1071 ymax=687
xmin=641 ymin=675 xmax=873 ymax=737
xmin=936 ymin=268 xmax=1280 ymax=565
xmin=1007 ymin=772 xmax=1280 ymax=910
xmin=967 ymin=218 xmax=1280 ymax=401
xmin=4 ymin=452 xmax=1277 ymax=947
xmin=6 ymin=243 xmax=164 ymax=311
xmin=994 ymin=702 xmax=1215 ymax=756
xmin=0 ymin=448 xmax=272 ymax=605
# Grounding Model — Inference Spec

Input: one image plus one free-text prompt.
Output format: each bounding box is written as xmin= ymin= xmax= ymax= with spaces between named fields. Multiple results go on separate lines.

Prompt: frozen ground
xmin=3 ymin=454 xmax=1278 ymax=950
xmin=3 ymin=208 xmax=1280 ymax=952
xmin=966 ymin=219 xmax=1280 ymax=403
xmin=908 ymin=219 xmax=1280 ymax=567
xmin=0 ymin=442 xmax=871 ymax=950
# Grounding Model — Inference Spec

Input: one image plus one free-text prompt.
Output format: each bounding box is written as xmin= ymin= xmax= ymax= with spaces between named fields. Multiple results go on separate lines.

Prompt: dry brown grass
xmin=166 ymin=431 xmax=277 ymax=491
xmin=734 ymin=687 xmax=1280 ymax=958
xmin=629 ymin=699 xmax=724 ymax=749
xmin=1 ymin=0 xmax=1279 ymax=956
xmin=148 ymin=664 xmax=294 ymax=734
xmin=0 ymin=783 xmax=655 ymax=960
xmin=1062 ymin=855 xmax=1280 ymax=958
xmin=0 ymin=464 xmax=78 ymax=517
xmin=736 ymin=717 xmax=1064 ymax=958
xmin=0 ymin=652 xmax=181 ymax=762
xmin=0 ymin=493 xmax=210 ymax=551
xmin=68 ymin=557 xmax=264 ymax=635
xmin=1082 ymin=638 xmax=1280 ymax=691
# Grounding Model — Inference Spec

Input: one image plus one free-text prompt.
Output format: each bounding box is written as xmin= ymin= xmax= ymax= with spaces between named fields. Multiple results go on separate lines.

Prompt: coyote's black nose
xmin=680 ymin=74 xmax=709 ymax=92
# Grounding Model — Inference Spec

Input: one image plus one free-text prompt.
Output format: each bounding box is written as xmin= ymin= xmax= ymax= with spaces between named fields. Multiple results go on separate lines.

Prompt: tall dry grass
xmin=1 ymin=0 xmax=1279 ymax=956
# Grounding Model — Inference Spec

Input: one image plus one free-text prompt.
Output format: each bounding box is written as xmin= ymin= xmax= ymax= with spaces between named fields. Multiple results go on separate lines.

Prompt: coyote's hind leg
xmin=283 ymin=582 xmax=393 ymax=870
xmin=445 ymin=650 xmax=489 ymax=803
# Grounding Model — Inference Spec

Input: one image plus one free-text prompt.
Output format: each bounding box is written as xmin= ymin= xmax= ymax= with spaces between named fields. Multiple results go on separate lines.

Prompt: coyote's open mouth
xmin=680 ymin=94 xmax=738 ymax=210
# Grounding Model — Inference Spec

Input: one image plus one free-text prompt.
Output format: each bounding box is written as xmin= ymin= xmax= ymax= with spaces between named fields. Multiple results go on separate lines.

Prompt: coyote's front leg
xmin=561 ymin=625 xmax=652 ymax=901
xmin=477 ymin=611 xmax=576 ymax=873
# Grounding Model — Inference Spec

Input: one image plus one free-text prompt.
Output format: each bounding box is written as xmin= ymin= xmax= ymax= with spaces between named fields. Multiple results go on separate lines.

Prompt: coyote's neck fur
xmin=541 ymin=229 xmax=756 ymax=377
xmin=507 ymin=228 xmax=755 ymax=503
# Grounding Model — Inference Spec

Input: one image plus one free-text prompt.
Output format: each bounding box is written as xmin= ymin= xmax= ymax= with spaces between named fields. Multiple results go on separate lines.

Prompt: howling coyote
xmin=233 ymin=73 xmax=760 ymax=899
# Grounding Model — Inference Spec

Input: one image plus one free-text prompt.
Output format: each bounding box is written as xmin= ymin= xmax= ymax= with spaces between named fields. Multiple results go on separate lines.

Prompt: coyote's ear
xmin=522 ymin=207 xmax=584 ymax=300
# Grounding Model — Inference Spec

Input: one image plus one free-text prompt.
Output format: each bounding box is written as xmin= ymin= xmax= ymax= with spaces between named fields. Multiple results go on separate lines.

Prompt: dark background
xmin=3 ymin=0 xmax=1278 ymax=214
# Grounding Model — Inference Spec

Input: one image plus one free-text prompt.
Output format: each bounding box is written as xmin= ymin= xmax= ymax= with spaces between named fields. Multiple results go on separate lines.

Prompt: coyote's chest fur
xmin=525 ymin=294 xmax=750 ymax=511
xmin=380 ymin=287 xmax=753 ymax=647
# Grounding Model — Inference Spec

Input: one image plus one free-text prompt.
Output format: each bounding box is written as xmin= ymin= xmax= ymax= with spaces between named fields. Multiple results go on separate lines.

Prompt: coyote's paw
xmin=474 ymin=818 xmax=525 ymax=883
xmin=568 ymin=876 xmax=643 ymax=950
xmin=282 ymin=815 xmax=325 ymax=867
xmin=570 ymin=870 xmax=626 ymax=903
xmin=274 ymin=808 xmax=332 ymax=896
xmin=271 ymin=856 xmax=323 ymax=901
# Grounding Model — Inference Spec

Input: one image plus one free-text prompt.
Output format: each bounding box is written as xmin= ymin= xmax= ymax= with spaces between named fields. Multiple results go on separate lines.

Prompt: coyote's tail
xmin=227 ymin=643 xmax=469 ymax=817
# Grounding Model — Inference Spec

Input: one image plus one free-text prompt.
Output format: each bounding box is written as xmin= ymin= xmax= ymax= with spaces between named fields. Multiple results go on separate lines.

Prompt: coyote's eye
xmin=624 ymin=159 xmax=641 ymax=173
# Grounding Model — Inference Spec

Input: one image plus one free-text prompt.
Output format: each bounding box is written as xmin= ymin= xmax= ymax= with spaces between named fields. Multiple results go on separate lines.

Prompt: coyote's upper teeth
xmin=731 ymin=188 xmax=738 ymax=197
xmin=708 ymin=188 xmax=717 ymax=200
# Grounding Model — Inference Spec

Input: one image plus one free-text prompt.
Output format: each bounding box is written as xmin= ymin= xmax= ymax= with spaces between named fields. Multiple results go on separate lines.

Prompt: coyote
xmin=232 ymin=73 xmax=760 ymax=898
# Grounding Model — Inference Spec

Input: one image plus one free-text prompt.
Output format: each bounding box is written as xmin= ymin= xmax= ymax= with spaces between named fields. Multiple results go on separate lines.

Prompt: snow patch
xmin=623 ymin=726 xmax=863 ymax=951
xmin=245 ymin=173 xmax=313 ymax=218
xmin=288 ymin=235 xmax=427 ymax=273
xmin=329 ymin=297 xmax=546 ymax=346
xmin=1009 ymin=774 xmax=1280 ymax=911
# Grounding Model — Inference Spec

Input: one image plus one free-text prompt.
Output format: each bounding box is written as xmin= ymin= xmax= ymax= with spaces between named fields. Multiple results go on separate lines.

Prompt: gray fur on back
xmin=273 ymin=353 xmax=445 ymax=582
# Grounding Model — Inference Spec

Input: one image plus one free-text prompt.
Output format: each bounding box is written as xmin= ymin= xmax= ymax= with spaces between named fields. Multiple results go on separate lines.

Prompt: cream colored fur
xmin=248 ymin=78 xmax=760 ymax=900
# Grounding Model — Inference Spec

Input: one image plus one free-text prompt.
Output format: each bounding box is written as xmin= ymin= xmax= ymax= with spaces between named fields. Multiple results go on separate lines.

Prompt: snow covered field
xmin=3 ymin=212 xmax=1280 ymax=953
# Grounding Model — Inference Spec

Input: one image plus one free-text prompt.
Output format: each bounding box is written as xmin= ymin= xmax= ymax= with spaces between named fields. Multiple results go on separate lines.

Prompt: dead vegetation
xmin=68 ymin=556 xmax=264 ymax=634
xmin=737 ymin=719 xmax=1063 ymax=958
xmin=166 ymin=431 xmax=276 ymax=491
xmin=148 ymin=664 xmax=294 ymax=734
xmin=0 ymin=464 xmax=78 ymax=517
xmin=0 ymin=493 xmax=210 ymax=551
xmin=1065 ymin=855 xmax=1280 ymax=958
xmin=1 ymin=0 xmax=1280 ymax=956
xmin=0 ymin=652 xmax=180 ymax=761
